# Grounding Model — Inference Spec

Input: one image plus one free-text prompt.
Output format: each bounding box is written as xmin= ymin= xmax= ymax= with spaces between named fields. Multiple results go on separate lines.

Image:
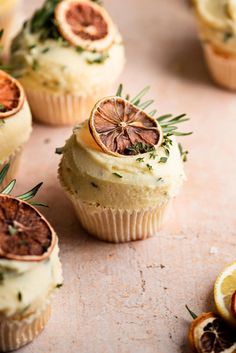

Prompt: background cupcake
xmin=0 ymin=169 xmax=63 ymax=352
xmin=0 ymin=69 xmax=32 ymax=187
xmin=0 ymin=0 xmax=19 ymax=51
xmin=10 ymin=0 xmax=125 ymax=126
xmin=58 ymin=86 xmax=191 ymax=243
xmin=193 ymin=0 xmax=236 ymax=90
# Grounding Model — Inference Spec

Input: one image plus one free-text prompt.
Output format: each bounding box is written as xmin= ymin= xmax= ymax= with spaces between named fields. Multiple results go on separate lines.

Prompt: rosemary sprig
xmin=0 ymin=163 xmax=46 ymax=206
xmin=185 ymin=305 xmax=198 ymax=320
xmin=29 ymin=0 xmax=61 ymax=41
xmin=115 ymin=85 xmax=192 ymax=161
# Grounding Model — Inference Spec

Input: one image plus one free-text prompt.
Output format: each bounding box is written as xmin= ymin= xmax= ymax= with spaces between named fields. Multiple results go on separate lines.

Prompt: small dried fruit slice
xmin=189 ymin=312 xmax=236 ymax=353
xmin=214 ymin=261 xmax=236 ymax=326
xmin=89 ymin=97 xmax=163 ymax=157
xmin=55 ymin=0 xmax=115 ymax=52
xmin=0 ymin=70 xmax=25 ymax=119
xmin=231 ymin=291 xmax=236 ymax=319
xmin=0 ymin=195 xmax=56 ymax=262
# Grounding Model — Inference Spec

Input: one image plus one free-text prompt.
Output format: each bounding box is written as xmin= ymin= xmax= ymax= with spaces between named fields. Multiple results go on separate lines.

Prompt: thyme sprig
xmin=0 ymin=163 xmax=46 ymax=206
xmin=115 ymin=84 xmax=192 ymax=161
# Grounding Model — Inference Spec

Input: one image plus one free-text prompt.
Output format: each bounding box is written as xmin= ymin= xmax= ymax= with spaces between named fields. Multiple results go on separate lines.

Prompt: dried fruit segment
xmin=231 ymin=291 xmax=236 ymax=319
xmin=188 ymin=312 xmax=236 ymax=353
xmin=0 ymin=70 xmax=24 ymax=119
xmin=89 ymin=97 xmax=163 ymax=156
xmin=55 ymin=0 xmax=115 ymax=51
xmin=0 ymin=195 xmax=55 ymax=261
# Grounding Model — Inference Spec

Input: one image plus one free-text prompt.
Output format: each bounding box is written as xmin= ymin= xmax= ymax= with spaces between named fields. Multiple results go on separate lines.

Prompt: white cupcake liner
xmin=203 ymin=43 xmax=236 ymax=90
xmin=0 ymin=303 xmax=51 ymax=352
xmin=24 ymin=85 xmax=111 ymax=126
xmin=69 ymin=196 xmax=171 ymax=243
xmin=0 ymin=147 xmax=22 ymax=188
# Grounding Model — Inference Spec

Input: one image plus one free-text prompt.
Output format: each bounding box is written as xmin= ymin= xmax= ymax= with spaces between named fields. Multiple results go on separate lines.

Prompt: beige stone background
xmin=5 ymin=0 xmax=236 ymax=352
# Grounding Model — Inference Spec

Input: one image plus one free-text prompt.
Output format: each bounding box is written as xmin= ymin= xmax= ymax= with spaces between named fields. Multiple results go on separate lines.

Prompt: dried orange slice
xmin=0 ymin=70 xmax=24 ymax=119
xmin=89 ymin=96 xmax=163 ymax=157
xmin=188 ymin=312 xmax=236 ymax=353
xmin=55 ymin=0 xmax=115 ymax=52
xmin=0 ymin=195 xmax=56 ymax=262
xmin=231 ymin=291 xmax=236 ymax=319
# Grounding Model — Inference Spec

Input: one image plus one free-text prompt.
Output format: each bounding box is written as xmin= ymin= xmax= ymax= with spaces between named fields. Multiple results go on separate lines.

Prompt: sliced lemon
xmin=214 ymin=261 xmax=236 ymax=326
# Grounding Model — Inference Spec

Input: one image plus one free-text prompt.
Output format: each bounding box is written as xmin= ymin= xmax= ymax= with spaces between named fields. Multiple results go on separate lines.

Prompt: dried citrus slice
xmin=0 ymin=70 xmax=24 ymax=119
xmin=55 ymin=0 xmax=115 ymax=52
xmin=214 ymin=261 xmax=236 ymax=326
xmin=188 ymin=312 xmax=236 ymax=353
xmin=0 ymin=195 xmax=56 ymax=262
xmin=194 ymin=0 xmax=232 ymax=30
xmin=231 ymin=291 xmax=236 ymax=319
xmin=89 ymin=96 xmax=163 ymax=157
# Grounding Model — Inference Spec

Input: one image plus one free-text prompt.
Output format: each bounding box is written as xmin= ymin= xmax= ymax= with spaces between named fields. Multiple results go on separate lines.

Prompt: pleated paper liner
xmin=203 ymin=43 xmax=236 ymax=90
xmin=0 ymin=304 xmax=51 ymax=352
xmin=23 ymin=85 xmax=112 ymax=126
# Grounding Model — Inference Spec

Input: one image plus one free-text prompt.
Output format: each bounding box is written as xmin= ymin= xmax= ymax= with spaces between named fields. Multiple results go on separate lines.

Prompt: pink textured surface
xmin=5 ymin=0 xmax=236 ymax=352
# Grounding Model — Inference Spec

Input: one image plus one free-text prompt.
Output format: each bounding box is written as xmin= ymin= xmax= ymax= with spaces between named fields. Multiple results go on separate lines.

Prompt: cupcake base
xmin=0 ymin=304 xmax=51 ymax=352
xmin=24 ymin=86 xmax=111 ymax=126
xmin=70 ymin=197 xmax=171 ymax=243
xmin=0 ymin=148 xmax=22 ymax=189
xmin=203 ymin=43 xmax=236 ymax=90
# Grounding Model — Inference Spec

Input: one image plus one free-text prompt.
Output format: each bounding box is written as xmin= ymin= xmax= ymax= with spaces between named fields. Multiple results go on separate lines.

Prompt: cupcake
xmin=193 ymin=0 xmax=236 ymax=90
xmin=58 ymin=86 xmax=191 ymax=243
xmin=10 ymin=0 xmax=125 ymax=126
xmin=0 ymin=166 xmax=63 ymax=352
xmin=0 ymin=69 xmax=32 ymax=188
xmin=0 ymin=0 xmax=19 ymax=50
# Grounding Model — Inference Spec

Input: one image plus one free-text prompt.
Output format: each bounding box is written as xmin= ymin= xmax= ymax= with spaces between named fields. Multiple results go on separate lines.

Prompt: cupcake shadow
xmin=158 ymin=37 xmax=215 ymax=88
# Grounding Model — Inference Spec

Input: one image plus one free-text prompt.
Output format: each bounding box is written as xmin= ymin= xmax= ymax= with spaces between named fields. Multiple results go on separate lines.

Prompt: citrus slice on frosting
xmin=226 ymin=0 xmax=236 ymax=21
xmin=195 ymin=0 xmax=233 ymax=30
xmin=188 ymin=312 xmax=236 ymax=353
xmin=0 ymin=70 xmax=24 ymax=119
xmin=214 ymin=261 xmax=236 ymax=326
xmin=55 ymin=0 xmax=115 ymax=51
xmin=89 ymin=96 xmax=163 ymax=157
xmin=0 ymin=195 xmax=56 ymax=262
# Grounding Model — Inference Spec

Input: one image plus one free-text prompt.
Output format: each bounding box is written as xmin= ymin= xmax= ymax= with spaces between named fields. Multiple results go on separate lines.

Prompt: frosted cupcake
xmin=193 ymin=0 xmax=236 ymax=90
xmin=0 ymin=0 xmax=19 ymax=50
xmin=0 ymin=69 xmax=32 ymax=187
xmin=0 ymin=168 xmax=63 ymax=352
xmin=58 ymin=86 xmax=191 ymax=243
xmin=10 ymin=0 xmax=125 ymax=126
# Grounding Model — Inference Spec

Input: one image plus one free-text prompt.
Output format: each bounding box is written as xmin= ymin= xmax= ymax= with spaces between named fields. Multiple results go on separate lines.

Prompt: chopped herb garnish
xmin=136 ymin=157 xmax=144 ymax=163
xmin=76 ymin=45 xmax=84 ymax=53
xmin=178 ymin=143 xmax=189 ymax=162
xmin=125 ymin=142 xmax=155 ymax=155
xmin=112 ymin=172 xmax=123 ymax=178
xmin=91 ymin=182 xmax=99 ymax=188
xmin=17 ymin=292 xmax=22 ymax=302
xmin=0 ymin=103 xmax=6 ymax=112
xmin=0 ymin=273 xmax=4 ymax=284
xmin=42 ymin=47 xmax=50 ymax=53
xmin=159 ymin=157 xmax=168 ymax=164
xmin=0 ymin=119 xmax=5 ymax=126
xmin=56 ymin=283 xmax=63 ymax=289
xmin=8 ymin=224 xmax=19 ymax=236
xmin=157 ymin=177 xmax=163 ymax=183
xmin=28 ymin=44 xmax=36 ymax=50
xmin=86 ymin=52 xmax=109 ymax=64
xmin=32 ymin=59 xmax=39 ymax=71
xmin=20 ymin=239 xmax=28 ymax=246
xmin=55 ymin=147 xmax=63 ymax=155
xmin=149 ymin=151 xmax=157 ymax=159
xmin=223 ymin=31 xmax=233 ymax=43
xmin=146 ymin=164 xmax=153 ymax=170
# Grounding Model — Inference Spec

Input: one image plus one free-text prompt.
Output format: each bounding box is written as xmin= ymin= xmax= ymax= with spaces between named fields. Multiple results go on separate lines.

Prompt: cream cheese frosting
xmin=11 ymin=26 xmax=125 ymax=95
xmin=0 ymin=100 xmax=32 ymax=163
xmin=59 ymin=122 xmax=186 ymax=210
xmin=0 ymin=242 xmax=63 ymax=317
xmin=194 ymin=0 xmax=236 ymax=54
